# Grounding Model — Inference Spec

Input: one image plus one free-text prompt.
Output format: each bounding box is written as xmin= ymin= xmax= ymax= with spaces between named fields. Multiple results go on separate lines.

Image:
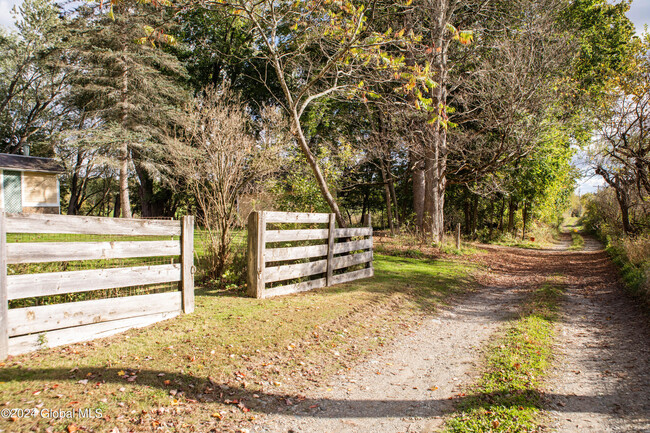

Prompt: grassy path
xmin=249 ymin=240 xmax=584 ymax=432
xmin=441 ymin=236 xmax=650 ymax=433
xmin=250 ymin=236 xmax=649 ymax=433
xmin=443 ymin=278 xmax=564 ymax=433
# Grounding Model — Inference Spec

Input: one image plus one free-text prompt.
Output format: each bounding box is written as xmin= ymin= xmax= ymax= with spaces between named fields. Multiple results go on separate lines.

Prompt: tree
xmin=0 ymin=0 xmax=70 ymax=155
xmin=57 ymin=121 xmax=120 ymax=215
xmin=67 ymin=4 xmax=188 ymax=217
xmin=397 ymin=0 xmax=483 ymax=241
xmin=562 ymin=0 xmax=635 ymax=98
xmin=589 ymin=33 xmax=650 ymax=234
xmin=170 ymin=86 xmax=283 ymax=278
xmin=201 ymin=0 xmax=413 ymax=226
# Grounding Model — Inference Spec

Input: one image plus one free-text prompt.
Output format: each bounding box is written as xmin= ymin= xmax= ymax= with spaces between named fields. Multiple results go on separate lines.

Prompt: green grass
xmin=491 ymin=237 xmax=550 ymax=250
xmin=488 ymin=222 xmax=561 ymax=250
xmin=6 ymin=229 xmax=246 ymax=307
xmin=443 ymin=278 xmax=565 ymax=433
xmin=605 ymin=242 xmax=649 ymax=304
xmin=490 ymin=233 xmax=549 ymax=250
xmin=0 ymin=253 xmax=476 ymax=432
xmin=568 ymin=232 xmax=585 ymax=251
xmin=561 ymin=217 xmax=583 ymax=233
xmin=440 ymin=242 xmax=487 ymax=256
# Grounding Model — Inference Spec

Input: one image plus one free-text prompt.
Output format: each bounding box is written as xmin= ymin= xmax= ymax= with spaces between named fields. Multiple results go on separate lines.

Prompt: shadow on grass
xmin=0 ymin=365 xmax=621 ymax=418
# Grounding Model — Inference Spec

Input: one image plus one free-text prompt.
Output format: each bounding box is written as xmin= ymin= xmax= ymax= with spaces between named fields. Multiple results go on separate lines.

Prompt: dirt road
xmin=545 ymin=237 xmax=650 ymax=432
xmin=251 ymin=237 xmax=650 ymax=433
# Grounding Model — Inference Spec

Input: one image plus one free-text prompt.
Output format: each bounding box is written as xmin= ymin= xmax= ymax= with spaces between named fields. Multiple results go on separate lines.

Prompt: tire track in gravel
xmin=545 ymin=236 xmax=650 ymax=433
xmin=251 ymin=235 xmax=650 ymax=433
xmin=251 ymin=241 xmax=572 ymax=433
xmin=251 ymin=281 xmax=526 ymax=433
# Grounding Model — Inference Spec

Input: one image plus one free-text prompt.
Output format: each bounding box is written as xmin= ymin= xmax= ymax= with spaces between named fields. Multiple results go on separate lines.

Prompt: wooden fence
xmin=247 ymin=211 xmax=373 ymax=298
xmin=0 ymin=213 xmax=194 ymax=359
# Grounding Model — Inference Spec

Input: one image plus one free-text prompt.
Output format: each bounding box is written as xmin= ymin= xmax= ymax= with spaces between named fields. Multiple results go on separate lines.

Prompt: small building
xmin=0 ymin=153 xmax=63 ymax=214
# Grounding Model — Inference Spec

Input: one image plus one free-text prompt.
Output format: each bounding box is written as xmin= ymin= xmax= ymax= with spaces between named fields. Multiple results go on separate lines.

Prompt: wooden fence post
xmin=326 ymin=213 xmax=336 ymax=287
xmin=181 ymin=215 xmax=195 ymax=314
xmin=456 ymin=223 xmax=461 ymax=249
xmin=0 ymin=212 xmax=8 ymax=359
xmin=364 ymin=214 xmax=374 ymax=276
xmin=247 ymin=211 xmax=266 ymax=298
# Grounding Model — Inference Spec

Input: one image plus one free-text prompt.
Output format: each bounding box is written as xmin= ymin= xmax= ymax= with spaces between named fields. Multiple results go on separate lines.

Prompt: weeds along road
xmin=252 ymin=236 xmax=650 ymax=433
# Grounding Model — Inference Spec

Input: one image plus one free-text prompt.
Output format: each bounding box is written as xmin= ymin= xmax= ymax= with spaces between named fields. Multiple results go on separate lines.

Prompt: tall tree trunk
xmin=387 ymin=163 xmax=401 ymax=228
xmin=423 ymin=148 xmax=436 ymax=237
xmin=421 ymin=0 xmax=451 ymax=243
xmin=423 ymin=130 xmax=447 ymax=243
xmin=119 ymin=51 xmax=132 ymax=218
xmin=464 ymin=195 xmax=471 ymax=235
xmin=67 ymin=150 xmax=83 ymax=215
xmin=488 ymin=200 xmax=495 ymax=238
xmin=471 ymin=194 xmax=479 ymax=236
xmin=119 ymin=142 xmax=131 ymax=218
xmin=596 ymin=167 xmax=636 ymax=234
xmin=411 ymin=152 xmax=425 ymax=230
xmin=497 ymin=196 xmax=506 ymax=231
xmin=113 ymin=192 xmax=121 ymax=218
xmin=436 ymin=132 xmax=448 ymax=242
xmin=133 ymin=161 xmax=159 ymax=217
xmin=380 ymin=160 xmax=395 ymax=235
xmin=521 ymin=200 xmax=529 ymax=240
xmin=507 ymin=197 xmax=517 ymax=234
xmin=289 ymin=109 xmax=345 ymax=227
xmin=615 ymin=190 xmax=634 ymax=234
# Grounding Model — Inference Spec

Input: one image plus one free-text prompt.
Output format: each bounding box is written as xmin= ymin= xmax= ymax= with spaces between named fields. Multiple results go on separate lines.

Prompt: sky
xmin=1 ymin=0 xmax=649 ymax=193
xmin=628 ymin=0 xmax=650 ymax=34
xmin=0 ymin=0 xmax=16 ymax=29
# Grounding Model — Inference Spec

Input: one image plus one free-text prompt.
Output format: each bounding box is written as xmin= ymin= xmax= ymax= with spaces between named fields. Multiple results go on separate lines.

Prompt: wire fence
xmin=7 ymin=232 xmax=182 ymax=309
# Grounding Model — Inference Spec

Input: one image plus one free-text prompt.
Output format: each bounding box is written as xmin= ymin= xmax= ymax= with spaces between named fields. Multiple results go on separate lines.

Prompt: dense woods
xmin=0 ymin=0 xmax=647 ymax=284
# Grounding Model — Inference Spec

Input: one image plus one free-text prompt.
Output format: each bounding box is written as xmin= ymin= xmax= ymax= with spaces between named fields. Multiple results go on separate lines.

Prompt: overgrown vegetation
xmin=169 ymin=87 xmax=284 ymax=279
xmin=486 ymin=221 xmax=561 ymax=250
xmin=576 ymin=30 xmax=650 ymax=305
xmin=443 ymin=278 xmax=565 ymax=433
xmin=582 ymin=189 xmax=650 ymax=305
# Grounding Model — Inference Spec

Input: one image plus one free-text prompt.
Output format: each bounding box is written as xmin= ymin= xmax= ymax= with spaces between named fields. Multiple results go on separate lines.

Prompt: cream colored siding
xmin=22 ymin=171 xmax=59 ymax=206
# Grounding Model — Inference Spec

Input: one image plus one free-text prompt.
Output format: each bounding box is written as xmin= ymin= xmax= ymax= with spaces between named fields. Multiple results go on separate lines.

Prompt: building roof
xmin=0 ymin=153 xmax=64 ymax=174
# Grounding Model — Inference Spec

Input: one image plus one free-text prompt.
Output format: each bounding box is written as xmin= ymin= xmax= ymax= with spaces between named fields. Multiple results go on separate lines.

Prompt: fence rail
xmin=0 ymin=213 xmax=194 ymax=359
xmin=247 ymin=211 xmax=373 ymax=299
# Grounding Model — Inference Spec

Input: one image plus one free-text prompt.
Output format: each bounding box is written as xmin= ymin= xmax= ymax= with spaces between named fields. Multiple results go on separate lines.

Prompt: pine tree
xmin=68 ymin=4 xmax=188 ymax=217
xmin=0 ymin=0 xmax=70 ymax=155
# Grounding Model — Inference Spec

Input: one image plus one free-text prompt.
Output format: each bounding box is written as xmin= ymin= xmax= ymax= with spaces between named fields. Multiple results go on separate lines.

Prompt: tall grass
xmin=604 ymin=234 xmax=650 ymax=304
xmin=581 ymin=189 xmax=650 ymax=305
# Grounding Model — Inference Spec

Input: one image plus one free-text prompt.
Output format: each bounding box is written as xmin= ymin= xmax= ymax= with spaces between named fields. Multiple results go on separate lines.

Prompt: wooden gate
xmin=247 ymin=211 xmax=373 ymax=298
xmin=0 ymin=213 xmax=194 ymax=359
